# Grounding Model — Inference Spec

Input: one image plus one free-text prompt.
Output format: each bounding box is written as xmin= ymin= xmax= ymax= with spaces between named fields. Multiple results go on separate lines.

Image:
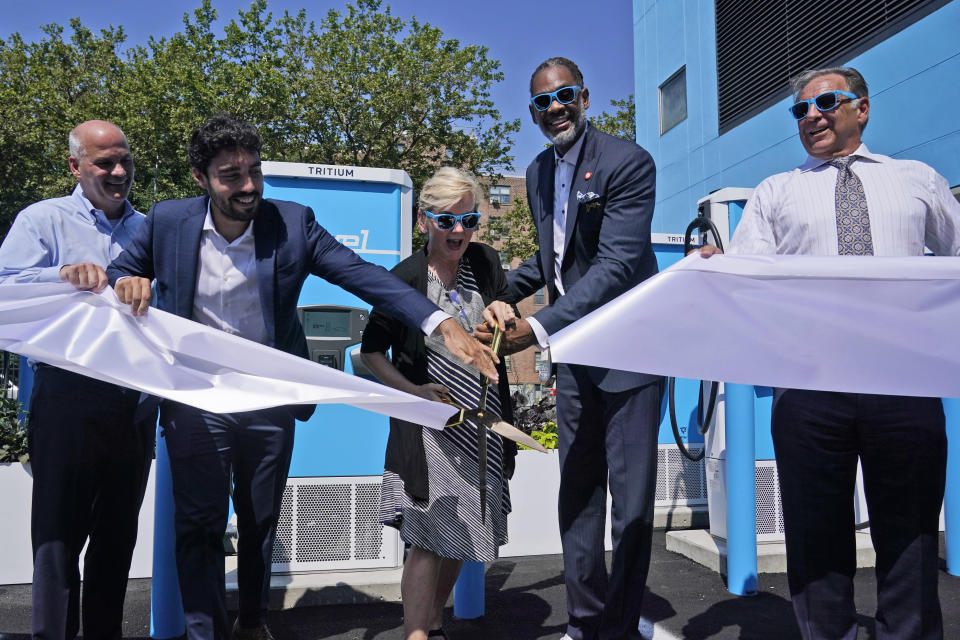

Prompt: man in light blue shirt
xmin=0 ymin=120 xmax=156 ymax=640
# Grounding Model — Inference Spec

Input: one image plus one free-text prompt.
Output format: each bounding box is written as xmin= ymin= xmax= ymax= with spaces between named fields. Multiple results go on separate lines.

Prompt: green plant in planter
xmin=511 ymin=392 xmax=558 ymax=451
xmin=0 ymin=396 xmax=28 ymax=463
xmin=526 ymin=420 xmax=558 ymax=450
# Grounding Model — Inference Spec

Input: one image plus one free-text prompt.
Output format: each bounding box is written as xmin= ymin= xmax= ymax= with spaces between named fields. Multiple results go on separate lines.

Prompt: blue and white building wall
xmin=633 ymin=0 xmax=960 ymax=235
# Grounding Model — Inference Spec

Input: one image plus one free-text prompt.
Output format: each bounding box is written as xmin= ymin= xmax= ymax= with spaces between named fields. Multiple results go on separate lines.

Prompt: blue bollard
xmin=942 ymin=398 xmax=960 ymax=576
xmin=16 ymin=361 xmax=33 ymax=425
xmin=453 ymin=560 xmax=485 ymax=618
xmin=150 ymin=432 xmax=185 ymax=638
xmin=725 ymin=383 xmax=758 ymax=596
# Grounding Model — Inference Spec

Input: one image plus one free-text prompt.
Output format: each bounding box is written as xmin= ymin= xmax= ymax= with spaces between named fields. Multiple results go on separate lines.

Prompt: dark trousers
xmin=160 ymin=402 xmax=295 ymax=640
xmin=28 ymin=366 xmax=154 ymax=640
xmin=772 ymin=389 xmax=945 ymax=640
xmin=555 ymin=364 xmax=663 ymax=640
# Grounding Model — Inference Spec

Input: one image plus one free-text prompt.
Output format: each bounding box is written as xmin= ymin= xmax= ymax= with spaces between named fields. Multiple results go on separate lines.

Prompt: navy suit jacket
xmin=508 ymin=125 xmax=660 ymax=392
xmin=107 ymin=196 xmax=440 ymax=419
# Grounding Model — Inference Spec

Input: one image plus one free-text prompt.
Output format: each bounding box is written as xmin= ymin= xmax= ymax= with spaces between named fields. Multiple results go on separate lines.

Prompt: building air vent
xmin=272 ymin=476 xmax=402 ymax=573
xmin=656 ymin=444 xmax=708 ymax=506
xmin=715 ymin=0 xmax=948 ymax=133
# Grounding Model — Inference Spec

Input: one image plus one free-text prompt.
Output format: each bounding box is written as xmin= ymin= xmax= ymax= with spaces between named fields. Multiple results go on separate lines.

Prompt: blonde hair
xmin=418 ymin=166 xmax=483 ymax=213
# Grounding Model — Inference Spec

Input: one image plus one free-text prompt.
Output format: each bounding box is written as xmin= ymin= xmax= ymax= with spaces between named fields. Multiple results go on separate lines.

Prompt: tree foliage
xmin=0 ymin=0 xmax=519 ymax=236
xmin=591 ymin=94 xmax=636 ymax=141
xmin=482 ymin=196 xmax=539 ymax=264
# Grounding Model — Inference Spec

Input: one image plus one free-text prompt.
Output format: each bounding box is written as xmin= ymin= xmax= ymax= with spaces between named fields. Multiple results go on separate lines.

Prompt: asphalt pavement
xmin=1 ymin=532 xmax=958 ymax=639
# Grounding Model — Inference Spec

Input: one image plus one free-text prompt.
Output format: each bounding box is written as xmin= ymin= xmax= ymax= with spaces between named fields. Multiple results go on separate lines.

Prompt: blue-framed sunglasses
xmin=530 ymin=85 xmax=582 ymax=111
xmin=789 ymin=90 xmax=858 ymax=120
xmin=423 ymin=210 xmax=481 ymax=230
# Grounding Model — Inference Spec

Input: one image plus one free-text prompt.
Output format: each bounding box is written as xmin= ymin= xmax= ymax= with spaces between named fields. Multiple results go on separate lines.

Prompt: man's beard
xmin=539 ymin=104 xmax=587 ymax=150
xmin=211 ymin=190 xmax=261 ymax=222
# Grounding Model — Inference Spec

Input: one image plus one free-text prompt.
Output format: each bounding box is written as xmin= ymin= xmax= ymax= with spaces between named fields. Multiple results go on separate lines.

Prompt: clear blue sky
xmin=2 ymin=0 xmax=636 ymax=174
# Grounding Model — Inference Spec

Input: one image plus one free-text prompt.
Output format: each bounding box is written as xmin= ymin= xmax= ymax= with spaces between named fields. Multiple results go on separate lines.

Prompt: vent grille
xmin=270 ymin=476 xmax=401 ymax=572
xmin=295 ymin=485 xmax=352 ymax=563
xmin=354 ymin=483 xmax=384 ymax=560
xmin=755 ymin=463 xmax=785 ymax=537
xmin=656 ymin=445 xmax=707 ymax=506
xmin=715 ymin=0 xmax=946 ymax=132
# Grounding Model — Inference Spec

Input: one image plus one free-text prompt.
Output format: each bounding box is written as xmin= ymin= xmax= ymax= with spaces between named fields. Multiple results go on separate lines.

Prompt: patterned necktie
xmin=829 ymin=156 xmax=873 ymax=255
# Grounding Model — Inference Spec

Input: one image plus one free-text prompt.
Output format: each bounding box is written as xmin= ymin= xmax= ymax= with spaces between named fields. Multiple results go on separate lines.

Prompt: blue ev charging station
xmin=656 ymin=186 xmax=792 ymax=594
xmin=649 ymin=224 xmax=733 ymax=527
xmin=261 ymin=161 xmax=411 ymax=574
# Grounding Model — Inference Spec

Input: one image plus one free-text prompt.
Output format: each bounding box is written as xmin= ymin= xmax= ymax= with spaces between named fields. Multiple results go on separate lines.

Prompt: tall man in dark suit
xmin=487 ymin=57 xmax=663 ymax=640
xmin=107 ymin=114 xmax=497 ymax=640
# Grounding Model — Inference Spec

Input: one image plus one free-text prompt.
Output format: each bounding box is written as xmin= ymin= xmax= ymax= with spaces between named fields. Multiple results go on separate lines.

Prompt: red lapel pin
xmin=584 ymin=171 xmax=592 ymax=180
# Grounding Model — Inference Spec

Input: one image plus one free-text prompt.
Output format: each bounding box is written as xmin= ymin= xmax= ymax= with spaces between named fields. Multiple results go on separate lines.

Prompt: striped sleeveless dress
xmin=378 ymin=259 xmax=511 ymax=561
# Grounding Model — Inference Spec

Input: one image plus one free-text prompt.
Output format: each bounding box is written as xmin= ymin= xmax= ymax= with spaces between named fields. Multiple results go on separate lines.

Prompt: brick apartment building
xmin=476 ymin=175 xmax=552 ymax=402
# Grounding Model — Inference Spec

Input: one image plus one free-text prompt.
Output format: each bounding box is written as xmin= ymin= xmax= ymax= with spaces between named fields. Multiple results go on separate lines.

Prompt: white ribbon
xmin=550 ymin=254 xmax=960 ymax=398
xmin=0 ymin=283 xmax=456 ymax=429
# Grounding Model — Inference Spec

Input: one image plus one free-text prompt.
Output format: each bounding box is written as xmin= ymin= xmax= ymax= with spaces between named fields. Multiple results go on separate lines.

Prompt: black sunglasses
xmin=788 ymin=90 xmax=858 ymax=120
xmin=424 ymin=210 xmax=481 ymax=230
xmin=530 ymin=85 xmax=582 ymax=112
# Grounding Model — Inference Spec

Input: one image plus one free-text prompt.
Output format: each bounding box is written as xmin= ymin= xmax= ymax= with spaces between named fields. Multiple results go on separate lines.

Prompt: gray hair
xmin=68 ymin=130 xmax=85 ymax=161
xmin=791 ymin=67 xmax=869 ymax=100
xmin=68 ymin=120 xmax=129 ymax=161
xmin=418 ymin=166 xmax=483 ymax=213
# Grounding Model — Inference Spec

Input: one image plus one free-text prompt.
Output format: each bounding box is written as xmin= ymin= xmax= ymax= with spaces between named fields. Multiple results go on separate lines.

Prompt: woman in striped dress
xmin=360 ymin=167 xmax=517 ymax=640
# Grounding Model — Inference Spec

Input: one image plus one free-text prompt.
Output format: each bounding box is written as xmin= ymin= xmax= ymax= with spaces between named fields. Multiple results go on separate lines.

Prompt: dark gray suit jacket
xmin=508 ymin=125 xmax=661 ymax=392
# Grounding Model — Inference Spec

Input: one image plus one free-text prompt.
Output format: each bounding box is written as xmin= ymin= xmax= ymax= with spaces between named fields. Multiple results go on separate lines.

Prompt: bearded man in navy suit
xmin=482 ymin=58 xmax=663 ymax=640
xmin=107 ymin=114 xmax=497 ymax=640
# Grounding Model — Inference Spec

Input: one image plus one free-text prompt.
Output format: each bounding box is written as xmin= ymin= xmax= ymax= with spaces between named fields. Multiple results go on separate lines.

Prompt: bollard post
xmin=16 ymin=362 xmax=33 ymax=425
xmin=942 ymin=398 xmax=960 ymax=576
xmin=453 ymin=560 xmax=485 ymax=618
xmin=725 ymin=383 xmax=758 ymax=596
xmin=150 ymin=432 xmax=185 ymax=638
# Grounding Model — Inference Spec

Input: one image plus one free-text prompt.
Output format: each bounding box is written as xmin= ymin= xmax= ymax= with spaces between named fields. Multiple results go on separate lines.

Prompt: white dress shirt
xmin=192 ymin=208 xmax=270 ymax=345
xmin=191 ymin=205 xmax=446 ymax=343
xmin=528 ymin=131 xmax=587 ymax=349
xmin=0 ymin=185 xmax=144 ymax=284
xmin=551 ymin=131 xmax=586 ymax=294
xmin=730 ymin=144 xmax=960 ymax=256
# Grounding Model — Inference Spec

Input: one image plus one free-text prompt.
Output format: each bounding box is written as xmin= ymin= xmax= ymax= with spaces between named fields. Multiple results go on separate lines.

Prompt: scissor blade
xmin=488 ymin=420 xmax=549 ymax=453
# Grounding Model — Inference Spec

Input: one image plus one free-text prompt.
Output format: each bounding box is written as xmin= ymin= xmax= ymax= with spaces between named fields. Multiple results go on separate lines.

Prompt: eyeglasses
xmin=530 ymin=85 xmax=582 ymax=112
xmin=788 ymin=90 xmax=858 ymax=120
xmin=424 ymin=210 xmax=481 ymax=230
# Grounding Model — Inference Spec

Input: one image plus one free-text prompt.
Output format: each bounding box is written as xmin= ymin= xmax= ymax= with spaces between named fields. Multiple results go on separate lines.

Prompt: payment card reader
xmin=299 ymin=304 xmax=368 ymax=371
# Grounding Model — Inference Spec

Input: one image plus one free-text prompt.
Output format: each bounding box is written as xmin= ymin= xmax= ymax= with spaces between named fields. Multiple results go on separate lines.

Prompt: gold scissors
xmin=443 ymin=327 xmax=547 ymax=522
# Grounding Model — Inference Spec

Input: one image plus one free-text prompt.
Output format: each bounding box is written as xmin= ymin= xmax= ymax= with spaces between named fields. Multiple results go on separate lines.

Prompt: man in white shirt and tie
xmin=701 ymin=67 xmax=960 ymax=640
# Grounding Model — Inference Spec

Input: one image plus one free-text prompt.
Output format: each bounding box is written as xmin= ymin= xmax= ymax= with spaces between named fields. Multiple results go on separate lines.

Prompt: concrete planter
xmin=0 ymin=462 xmax=34 ymax=584
xmin=501 ymin=450 xmax=612 ymax=557
xmin=0 ymin=461 xmax=157 ymax=585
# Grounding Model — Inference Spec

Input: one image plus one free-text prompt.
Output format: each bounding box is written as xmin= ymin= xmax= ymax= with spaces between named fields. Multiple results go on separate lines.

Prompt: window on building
xmin=659 ymin=67 xmax=687 ymax=135
xmin=715 ymin=0 xmax=946 ymax=133
xmin=504 ymin=354 xmax=513 ymax=372
xmin=534 ymin=287 xmax=546 ymax=305
xmin=490 ymin=185 xmax=511 ymax=205
xmin=534 ymin=352 xmax=543 ymax=370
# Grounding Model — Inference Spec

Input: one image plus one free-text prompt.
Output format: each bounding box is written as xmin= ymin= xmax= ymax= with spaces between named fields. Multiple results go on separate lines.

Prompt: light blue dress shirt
xmin=0 ymin=185 xmax=145 ymax=283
